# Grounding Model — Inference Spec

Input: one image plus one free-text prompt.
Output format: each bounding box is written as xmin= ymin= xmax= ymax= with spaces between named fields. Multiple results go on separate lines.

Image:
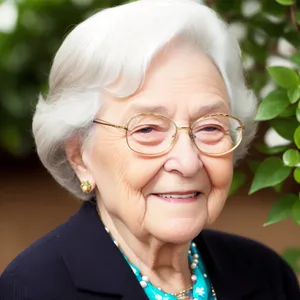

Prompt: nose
xmin=164 ymin=129 xmax=203 ymax=177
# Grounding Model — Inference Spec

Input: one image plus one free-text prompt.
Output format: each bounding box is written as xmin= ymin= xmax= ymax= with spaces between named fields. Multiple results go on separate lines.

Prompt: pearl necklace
xmin=105 ymin=227 xmax=217 ymax=300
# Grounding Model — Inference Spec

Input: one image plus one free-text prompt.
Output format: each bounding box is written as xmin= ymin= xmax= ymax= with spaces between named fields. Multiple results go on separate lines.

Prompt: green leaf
xmin=255 ymin=143 xmax=290 ymax=154
xmin=296 ymin=108 xmax=300 ymax=123
xmin=282 ymin=248 xmax=300 ymax=272
xmin=294 ymin=168 xmax=300 ymax=183
xmin=229 ymin=171 xmax=246 ymax=197
xmin=295 ymin=126 xmax=300 ymax=148
xmin=255 ymin=90 xmax=290 ymax=121
xmin=273 ymin=182 xmax=283 ymax=193
xmin=275 ymin=0 xmax=294 ymax=4
xmin=247 ymin=160 xmax=261 ymax=174
xmin=290 ymin=51 xmax=300 ymax=66
xmin=283 ymin=149 xmax=300 ymax=166
xmin=249 ymin=157 xmax=291 ymax=194
xmin=278 ymin=105 xmax=296 ymax=118
xmin=288 ymin=86 xmax=300 ymax=103
xmin=264 ymin=194 xmax=297 ymax=226
xmin=292 ymin=198 xmax=300 ymax=225
xmin=270 ymin=118 xmax=299 ymax=140
xmin=267 ymin=66 xmax=300 ymax=88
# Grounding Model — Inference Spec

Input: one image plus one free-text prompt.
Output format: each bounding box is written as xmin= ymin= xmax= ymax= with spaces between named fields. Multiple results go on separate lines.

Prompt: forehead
xmin=101 ymin=45 xmax=230 ymax=121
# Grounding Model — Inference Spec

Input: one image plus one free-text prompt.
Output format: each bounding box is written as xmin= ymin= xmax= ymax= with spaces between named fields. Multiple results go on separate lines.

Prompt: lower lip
xmin=151 ymin=193 xmax=200 ymax=203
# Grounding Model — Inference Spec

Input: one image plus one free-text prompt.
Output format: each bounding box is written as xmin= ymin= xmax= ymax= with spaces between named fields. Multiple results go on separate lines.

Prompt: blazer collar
xmin=60 ymin=201 xmax=260 ymax=300
xmin=59 ymin=201 xmax=147 ymax=299
xmin=196 ymin=230 xmax=262 ymax=300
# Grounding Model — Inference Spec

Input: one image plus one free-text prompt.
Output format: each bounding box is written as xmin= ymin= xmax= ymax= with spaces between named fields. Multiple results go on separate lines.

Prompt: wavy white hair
xmin=32 ymin=0 xmax=258 ymax=200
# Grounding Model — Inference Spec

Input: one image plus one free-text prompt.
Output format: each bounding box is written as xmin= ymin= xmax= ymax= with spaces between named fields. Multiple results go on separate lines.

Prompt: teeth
xmin=157 ymin=193 xmax=198 ymax=199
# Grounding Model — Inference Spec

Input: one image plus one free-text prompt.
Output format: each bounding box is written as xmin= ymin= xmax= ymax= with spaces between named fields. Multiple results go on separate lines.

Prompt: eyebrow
xmin=124 ymin=100 xmax=229 ymax=120
xmin=195 ymin=101 xmax=229 ymax=116
xmin=125 ymin=104 xmax=169 ymax=116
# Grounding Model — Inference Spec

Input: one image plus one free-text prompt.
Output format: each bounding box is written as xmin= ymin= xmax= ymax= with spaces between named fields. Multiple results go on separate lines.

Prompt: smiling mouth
xmin=151 ymin=192 xmax=201 ymax=202
xmin=156 ymin=192 xmax=200 ymax=199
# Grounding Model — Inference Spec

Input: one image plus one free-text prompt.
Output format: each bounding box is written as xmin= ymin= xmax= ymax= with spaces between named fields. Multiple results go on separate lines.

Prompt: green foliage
xmin=283 ymin=149 xmax=300 ymax=166
xmin=255 ymin=144 xmax=290 ymax=155
xmin=255 ymin=90 xmax=290 ymax=121
xmin=249 ymin=157 xmax=291 ymax=194
xmin=264 ymin=194 xmax=298 ymax=226
xmin=295 ymin=125 xmax=300 ymax=148
xmin=228 ymin=171 xmax=246 ymax=197
xmin=294 ymin=168 xmax=300 ymax=183
xmin=282 ymin=248 xmax=300 ymax=272
xmin=270 ymin=118 xmax=298 ymax=140
xmin=0 ymin=0 xmax=127 ymax=156
xmin=275 ymin=0 xmax=295 ymax=5
xmin=288 ymin=86 xmax=300 ymax=103
xmin=267 ymin=66 xmax=299 ymax=88
xmin=248 ymin=0 xmax=299 ymax=241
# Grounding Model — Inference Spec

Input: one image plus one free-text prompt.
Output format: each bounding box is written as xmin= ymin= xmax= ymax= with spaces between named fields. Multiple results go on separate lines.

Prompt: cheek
xmin=201 ymin=154 xmax=233 ymax=223
xmin=202 ymin=154 xmax=233 ymax=190
xmin=88 ymin=131 xmax=163 ymax=198
xmin=124 ymin=156 xmax=164 ymax=191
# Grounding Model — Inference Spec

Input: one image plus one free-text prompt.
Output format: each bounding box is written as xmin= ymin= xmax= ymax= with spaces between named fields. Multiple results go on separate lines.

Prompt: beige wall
xmin=1 ymin=157 xmax=300 ymax=279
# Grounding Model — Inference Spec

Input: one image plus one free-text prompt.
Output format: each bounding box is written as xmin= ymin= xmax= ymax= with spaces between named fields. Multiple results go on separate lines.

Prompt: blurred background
xmin=0 ymin=0 xmax=300 ymax=278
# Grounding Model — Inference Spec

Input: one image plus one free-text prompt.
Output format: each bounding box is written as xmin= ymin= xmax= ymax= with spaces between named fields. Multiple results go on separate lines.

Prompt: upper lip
xmin=152 ymin=190 xmax=200 ymax=195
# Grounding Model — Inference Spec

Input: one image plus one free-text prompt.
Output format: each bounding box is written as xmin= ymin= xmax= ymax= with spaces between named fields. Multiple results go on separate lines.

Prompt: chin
xmin=148 ymin=217 xmax=206 ymax=245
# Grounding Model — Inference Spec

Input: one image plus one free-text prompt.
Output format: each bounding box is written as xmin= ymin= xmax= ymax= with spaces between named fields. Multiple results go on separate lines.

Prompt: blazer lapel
xmin=59 ymin=201 xmax=148 ymax=300
xmin=196 ymin=230 xmax=263 ymax=300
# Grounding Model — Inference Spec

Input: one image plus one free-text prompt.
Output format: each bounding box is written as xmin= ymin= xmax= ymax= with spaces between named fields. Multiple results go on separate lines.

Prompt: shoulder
xmin=0 ymin=220 xmax=76 ymax=299
xmin=200 ymin=229 xmax=300 ymax=296
xmin=201 ymin=229 xmax=285 ymax=262
xmin=200 ymin=229 xmax=288 ymax=268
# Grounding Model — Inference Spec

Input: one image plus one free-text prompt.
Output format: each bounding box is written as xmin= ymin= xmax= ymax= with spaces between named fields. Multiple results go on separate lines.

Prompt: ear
xmin=64 ymin=136 xmax=96 ymax=190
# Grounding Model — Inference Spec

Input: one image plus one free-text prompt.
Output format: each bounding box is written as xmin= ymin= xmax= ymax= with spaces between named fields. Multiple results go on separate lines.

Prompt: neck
xmin=98 ymin=204 xmax=193 ymax=293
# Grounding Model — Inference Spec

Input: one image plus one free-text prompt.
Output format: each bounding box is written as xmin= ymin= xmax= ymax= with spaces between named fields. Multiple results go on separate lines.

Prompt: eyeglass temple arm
xmin=93 ymin=119 xmax=128 ymax=130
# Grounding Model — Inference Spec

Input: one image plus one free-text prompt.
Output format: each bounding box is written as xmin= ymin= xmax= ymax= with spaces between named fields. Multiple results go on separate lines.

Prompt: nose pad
xmin=189 ymin=130 xmax=196 ymax=141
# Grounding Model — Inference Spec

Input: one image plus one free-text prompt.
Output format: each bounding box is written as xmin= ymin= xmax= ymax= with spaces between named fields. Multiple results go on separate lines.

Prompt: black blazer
xmin=1 ymin=201 xmax=299 ymax=300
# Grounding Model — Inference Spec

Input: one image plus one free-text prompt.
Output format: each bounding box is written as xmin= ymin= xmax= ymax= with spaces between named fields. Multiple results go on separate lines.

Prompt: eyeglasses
xmin=93 ymin=113 xmax=245 ymax=157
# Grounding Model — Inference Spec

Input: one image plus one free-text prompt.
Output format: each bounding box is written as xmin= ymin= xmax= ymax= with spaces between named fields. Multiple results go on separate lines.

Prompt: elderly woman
xmin=1 ymin=0 xmax=299 ymax=299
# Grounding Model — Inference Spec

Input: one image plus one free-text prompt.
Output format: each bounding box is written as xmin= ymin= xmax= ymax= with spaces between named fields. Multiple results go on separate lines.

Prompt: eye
xmin=137 ymin=126 xmax=155 ymax=134
xmin=133 ymin=125 xmax=161 ymax=134
xmin=202 ymin=126 xmax=219 ymax=132
xmin=194 ymin=124 xmax=224 ymax=133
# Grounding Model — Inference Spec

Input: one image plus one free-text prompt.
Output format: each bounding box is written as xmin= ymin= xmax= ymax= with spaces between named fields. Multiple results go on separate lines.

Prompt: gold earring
xmin=80 ymin=180 xmax=92 ymax=194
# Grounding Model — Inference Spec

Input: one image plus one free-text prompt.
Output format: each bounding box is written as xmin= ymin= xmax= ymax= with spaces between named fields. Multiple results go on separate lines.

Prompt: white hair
xmin=32 ymin=0 xmax=258 ymax=200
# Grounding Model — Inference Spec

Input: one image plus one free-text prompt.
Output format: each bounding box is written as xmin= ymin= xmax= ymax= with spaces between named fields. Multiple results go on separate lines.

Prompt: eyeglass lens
xmin=126 ymin=114 xmax=242 ymax=155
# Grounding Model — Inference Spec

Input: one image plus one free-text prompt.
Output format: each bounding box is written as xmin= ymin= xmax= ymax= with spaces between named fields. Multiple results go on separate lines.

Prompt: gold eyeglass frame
xmin=93 ymin=113 xmax=245 ymax=157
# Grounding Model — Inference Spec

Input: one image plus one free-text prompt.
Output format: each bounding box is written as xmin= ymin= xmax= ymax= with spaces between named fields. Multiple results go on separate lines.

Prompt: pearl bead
xmin=191 ymin=274 xmax=197 ymax=282
xmin=190 ymin=263 xmax=197 ymax=269
xmin=204 ymin=273 xmax=207 ymax=278
xmin=142 ymin=275 xmax=149 ymax=282
xmin=105 ymin=227 xmax=110 ymax=233
xmin=193 ymin=259 xmax=198 ymax=264
xmin=188 ymin=250 xmax=192 ymax=254
xmin=114 ymin=240 xmax=119 ymax=247
xmin=193 ymin=254 xmax=199 ymax=259
xmin=140 ymin=281 xmax=147 ymax=288
xmin=192 ymin=242 xmax=196 ymax=247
